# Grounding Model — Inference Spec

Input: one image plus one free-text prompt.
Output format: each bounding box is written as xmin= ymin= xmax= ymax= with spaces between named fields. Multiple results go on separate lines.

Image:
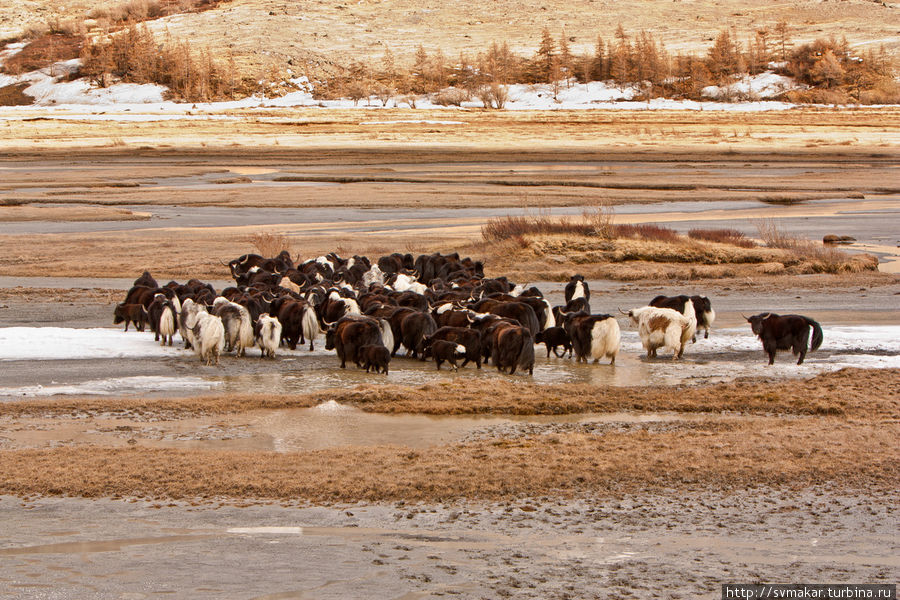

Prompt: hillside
xmin=2 ymin=0 xmax=898 ymax=82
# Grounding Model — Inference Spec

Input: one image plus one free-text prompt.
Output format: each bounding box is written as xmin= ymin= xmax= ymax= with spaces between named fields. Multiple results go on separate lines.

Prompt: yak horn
xmin=741 ymin=313 xmax=749 ymax=320
xmin=618 ymin=307 xmax=629 ymax=316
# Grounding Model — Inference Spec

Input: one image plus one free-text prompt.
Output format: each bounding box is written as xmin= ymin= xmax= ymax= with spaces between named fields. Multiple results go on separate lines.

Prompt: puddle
xmin=0 ymin=405 xmax=698 ymax=452
xmin=0 ymin=376 xmax=220 ymax=398
xmin=0 ymin=534 xmax=217 ymax=555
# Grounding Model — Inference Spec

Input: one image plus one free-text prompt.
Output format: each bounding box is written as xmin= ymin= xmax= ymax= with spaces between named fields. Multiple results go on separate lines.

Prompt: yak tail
xmin=807 ymin=318 xmax=824 ymax=352
xmin=238 ymin=308 xmax=255 ymax=351
xmin=378 ymin=318 xmax=394 ymax=354
xmin=517 ymin=329 xmax=535 ymax=375
xmin=541 ymin=299 xmax=556 ymax=330
xmin=301 ymin=306 xmax=320 ymax=344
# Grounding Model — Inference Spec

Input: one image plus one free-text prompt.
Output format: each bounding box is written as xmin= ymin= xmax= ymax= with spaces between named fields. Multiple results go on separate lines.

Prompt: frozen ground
xmin=1 ymin=488 xmax=896 ymax=600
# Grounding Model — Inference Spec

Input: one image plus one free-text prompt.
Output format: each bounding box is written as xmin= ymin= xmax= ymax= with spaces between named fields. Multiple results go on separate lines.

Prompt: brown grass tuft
xmin=688 ymin=228 xmax=755 ymax=248
xmin=1 ymin=33 xmax=83 ymax=75
xmin=248 ymin=232 xmax=293 ymax=258
xmin=754 ymin=218 xmax=873 ymax=273
xmin=613 ymin=223 xmax=680 ymax=242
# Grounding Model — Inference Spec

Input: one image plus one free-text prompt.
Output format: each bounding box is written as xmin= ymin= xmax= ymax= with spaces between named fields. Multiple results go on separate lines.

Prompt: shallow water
xmin=0 ymin=325 xmax=897 ymax=402
xmin=0 ymin=403 xmax=700 ymax=452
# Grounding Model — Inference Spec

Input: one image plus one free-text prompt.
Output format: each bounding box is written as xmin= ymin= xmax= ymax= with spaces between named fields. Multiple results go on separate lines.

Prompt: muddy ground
xmin=2 ymin=487 xmax=897 ymax=600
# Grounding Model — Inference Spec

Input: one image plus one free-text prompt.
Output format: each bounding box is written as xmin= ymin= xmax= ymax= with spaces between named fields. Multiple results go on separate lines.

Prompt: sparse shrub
xmin=476 ymin=83 xmax=510 ymax=109
xmin=755 ymin=218 xmax=869 ymax=273
xmin=432 ymin=87 xmax=467 ymax=106
xmin=612 ymin=224 xmax=680 ymax=242
xmin=859 ymin=77 xmax=900 ymax=105
xmin=249 ymin=232 xmax=292 ymax=258
xmin=398 ymin=94 xmax=418 ymax=108
xmin=79 ymin=25 xmax=240 ymax=101
xmin=688 ymin=228 xmax=755 ymax=248
xmin=373 ymin=83 xmax=394 ymax=107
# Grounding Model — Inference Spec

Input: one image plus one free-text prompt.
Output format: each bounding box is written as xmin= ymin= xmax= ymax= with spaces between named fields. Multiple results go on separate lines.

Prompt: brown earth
xmin=2 ymin=0 xmax=898 ymax=79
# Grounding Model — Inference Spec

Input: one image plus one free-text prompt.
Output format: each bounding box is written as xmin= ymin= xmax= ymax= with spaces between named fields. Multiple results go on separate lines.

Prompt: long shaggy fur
xmin=301 ymin=304 xmax=320 ymax=351
xmin=213 ymin=297 xmax=255 ymax=356
xmin=158 ymin=304 xmax=176 ymax=346
xmin=178 ymin=298 xmax=203 ymax=349
xmin=192 ymin=311 xmax=225 ymax=366
xmin=256 ymin=313 xmax=283 ymax=358
xmin=589 ymin=317 xmax=620 ymax=364
xmin=628 ymin=306 xmax=696 ymax=360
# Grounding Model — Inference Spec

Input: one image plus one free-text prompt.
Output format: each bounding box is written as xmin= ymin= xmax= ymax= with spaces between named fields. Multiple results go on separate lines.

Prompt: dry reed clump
xmin=248 ymin=232 xmax=293 ymax=258
xmin=755 ymin=218 xmax=877 ymax=274
xmin=481 ymin=215 xmax=596 ymax=241
xmin=482 ymin=203 xmax=615 ymax=243
xmin=688 ymin=228 xmax=755 ymax=248
xmin=613 ymin=223 xmax=680 ymax=243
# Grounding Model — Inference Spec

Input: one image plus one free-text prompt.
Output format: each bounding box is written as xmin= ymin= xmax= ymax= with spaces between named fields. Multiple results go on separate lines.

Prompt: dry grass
xmin=248 ymin=231 xmax=292 ymax=258
xmin=0 ymin=33 xmax=83 ymax=75
xmin=0 ymin=418 xmax=895 ymax=501
xmin=3 ymin=368 xmax=896 ymax=420
xmin=755 ymin=218 xmax=872 ymax=274
xmin=485 ymin=230 xmax=880 ymax=282
xmin=613 ymin=223 xmax=680 ymax=243
xmin=482 ymin=214 xmax=599 ymax=242
xmin=0 ymin=82 xmax=33 ymax=106
xmin=688 ymin=227 xmax=755 ymax=248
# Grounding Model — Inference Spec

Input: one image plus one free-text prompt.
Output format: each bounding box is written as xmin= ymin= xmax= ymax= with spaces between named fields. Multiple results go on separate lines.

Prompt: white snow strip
xmin=359 ymin=120 xmax=465 ymax=125
xmin=228 ymin=527 xmax=304 ymax=535
xmin=618 ymin=325 xmax=900 ymax=357
xmin=0 ymin=327 xmax=185 ymax=361
xmin=0 ymin=376 xmax=219 ymax=398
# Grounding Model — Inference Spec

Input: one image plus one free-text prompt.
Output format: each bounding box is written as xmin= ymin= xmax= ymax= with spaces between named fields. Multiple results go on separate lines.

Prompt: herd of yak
xmin=113 ymin=250 xmax=825 ymax=374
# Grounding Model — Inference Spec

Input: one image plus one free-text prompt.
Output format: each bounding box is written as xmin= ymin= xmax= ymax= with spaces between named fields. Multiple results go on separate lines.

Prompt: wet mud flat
xmin=1 ymin=487 xmax=897 ymax=600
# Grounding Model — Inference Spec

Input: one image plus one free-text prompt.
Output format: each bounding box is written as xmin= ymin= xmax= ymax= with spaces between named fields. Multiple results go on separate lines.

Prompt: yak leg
xmin=764 ymin=341 xmax=777 ymax=365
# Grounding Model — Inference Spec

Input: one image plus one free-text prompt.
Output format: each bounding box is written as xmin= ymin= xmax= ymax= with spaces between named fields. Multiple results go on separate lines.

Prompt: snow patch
xmin=0 ymin=327 xmax=184 ymax=361
xmin=228 ymin=527 xmax=304 ymax=535
xmin=359 ymin=119 xmax=466 ymax=125
xmin=701 ymin=71 xmax=799 ymax=100
xmin=0 ymin=376 xmax=219 ymax=398
xmin=311 ymin=400 xmax=355 ymax=413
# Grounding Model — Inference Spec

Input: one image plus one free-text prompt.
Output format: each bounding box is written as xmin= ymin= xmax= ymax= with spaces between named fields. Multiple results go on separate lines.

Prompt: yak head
xmin=746 ymin=312 xmax=772 ymax=336
xmin=324 ymin=326 xmax=337 ymax=351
